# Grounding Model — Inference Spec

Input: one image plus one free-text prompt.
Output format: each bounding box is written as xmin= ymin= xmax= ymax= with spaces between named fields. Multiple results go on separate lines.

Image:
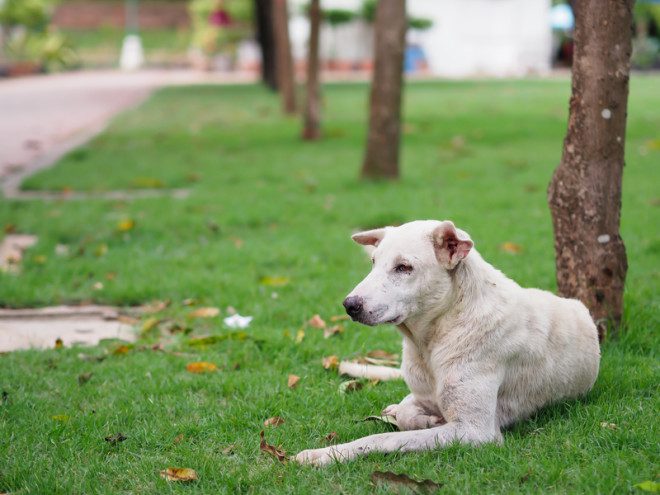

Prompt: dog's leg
xmin=295 ymin=368 xmax=502 ymax=466
xmin=294 ymin=421 xmax=500 ymax=466
xmin=382 ymin=394 xmax=445 ymax=431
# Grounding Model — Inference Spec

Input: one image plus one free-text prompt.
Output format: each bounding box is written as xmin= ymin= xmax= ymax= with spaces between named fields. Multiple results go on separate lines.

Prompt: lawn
xmin=1 ymin=78 xmax=658 ymax=493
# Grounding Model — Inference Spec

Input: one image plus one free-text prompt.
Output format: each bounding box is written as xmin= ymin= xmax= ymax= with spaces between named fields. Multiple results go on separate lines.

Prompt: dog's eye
xmin=394 ymin=264 xmax=413 ymax=273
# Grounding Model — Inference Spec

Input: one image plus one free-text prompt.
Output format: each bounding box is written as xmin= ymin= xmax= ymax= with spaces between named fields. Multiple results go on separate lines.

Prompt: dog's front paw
xmin=294 ymin=447 xmax=340 ymax=466
xmin=381 ymin=404 xmax=400 ymax=416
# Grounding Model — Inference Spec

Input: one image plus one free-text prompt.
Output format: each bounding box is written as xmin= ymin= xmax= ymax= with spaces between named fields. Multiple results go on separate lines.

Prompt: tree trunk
xmin=254 ymin=0 xmax=278 ymax=90
xmin=548 ymin=0 xmax=633 ymax=338
xmin=302 ymin=0 xmax=322 ymax=140
xmin=361 ymin=0 xmax=406 ymax=179
xmin=272 ymin=0 xmax=297 ymax=114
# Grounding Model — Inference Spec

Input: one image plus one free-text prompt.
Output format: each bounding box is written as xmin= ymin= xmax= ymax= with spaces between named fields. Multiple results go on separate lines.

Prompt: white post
xmin=120 ymin=0 xmax=144 ymax=70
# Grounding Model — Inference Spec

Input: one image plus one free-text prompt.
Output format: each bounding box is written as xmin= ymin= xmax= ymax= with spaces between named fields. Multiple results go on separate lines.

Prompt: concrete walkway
xmin=0 ymin=69 xmax=257 ymax=198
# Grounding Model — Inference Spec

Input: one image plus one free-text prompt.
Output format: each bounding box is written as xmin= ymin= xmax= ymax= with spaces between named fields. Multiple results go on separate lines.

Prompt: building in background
xmin=289 ymin=0 xmax=552 ymax=77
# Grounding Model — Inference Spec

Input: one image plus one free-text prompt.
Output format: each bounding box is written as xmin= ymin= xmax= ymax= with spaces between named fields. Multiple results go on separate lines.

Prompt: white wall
xmin=288 ymin=0 xmax=552 ymax=77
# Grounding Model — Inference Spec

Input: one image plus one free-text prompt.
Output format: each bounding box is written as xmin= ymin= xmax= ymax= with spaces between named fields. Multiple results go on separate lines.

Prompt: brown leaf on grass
xmin=54 ymin=338 xmax=63 ymax=349
xmin=0 ymin=233 xmax=38 ymax=273
xmin=323 ymin=324 xmax=344 ymax=339
xmin=112 ymin=344 xmax=133 ymax=355
xmin=222 ymin=444 xmax=235 ymax=455
xmin=500 ymin=241 xmax=523 ymax=254
xmin=600 ymin=422 xmax=618 ymax=430
xmin=259 ymin=430 xmax=287 ymax=462
xmin=116 ymin=218 xmax=135 ymax=232
xmin=264 ymin=416 xmax=285 ymax=427
xmin=339 ymin=380 xmax=363 ymax=394
xmin=188 ymin=307 xmax=220 ymax=318
xmin=308 ymin=314 xmax=326 ymax=328
xmin=322 ymin=355 xmax=340 ymax=370
xmin=370 ymin=471 xmax=442 ymax=494
xmin=78 ymin=372 xmax=93 ymax=385
xmin=104 ymin=433 xmax=127 ymax=445
xmin=230 ymin=236 xmax=244 ymax=249
xmin=330 ymin=314 xmax=350 ymax=322
xmin=366 ymin=350 xmax=399 ymax=360
xmin=140 ymin=300 xmax=170 ymax=314
xmin=287 ymin=374 xmax=300 ymax=388
xmin=174 ymin=433 xmax=184 ymax=444
xmin=186 ymin=362 xmax=218 ymax=373
xmin=160 ymin=467 xmax=198 ymax=482
xmin=324 ymin=432 xmax=337 ymax=443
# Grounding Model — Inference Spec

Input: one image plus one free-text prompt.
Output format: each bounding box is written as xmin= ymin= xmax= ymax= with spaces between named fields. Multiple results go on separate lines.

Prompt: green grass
xmin=1 ymin=79 xmax=659 ymax=493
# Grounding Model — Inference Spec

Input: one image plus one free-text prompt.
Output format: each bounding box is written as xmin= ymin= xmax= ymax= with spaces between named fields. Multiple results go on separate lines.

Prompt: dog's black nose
xmin=343 ymin=296 xmax=364 ymax=318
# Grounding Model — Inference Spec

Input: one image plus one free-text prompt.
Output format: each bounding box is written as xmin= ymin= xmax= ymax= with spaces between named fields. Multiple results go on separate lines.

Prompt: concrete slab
xmin=0 ymin=305 xmax=136 ymax=352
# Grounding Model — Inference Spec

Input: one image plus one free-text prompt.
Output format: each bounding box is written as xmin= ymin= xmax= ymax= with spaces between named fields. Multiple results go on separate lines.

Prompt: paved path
xmin=0 ymin=69 xmax=257 ymax=198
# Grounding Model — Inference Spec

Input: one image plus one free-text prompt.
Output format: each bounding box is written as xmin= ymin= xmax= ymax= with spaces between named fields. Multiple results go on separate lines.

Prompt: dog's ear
xmin=352 ymin=228 xmax=385 ymax=247
xmin=432 ymin=221 xmax=473 ymax=269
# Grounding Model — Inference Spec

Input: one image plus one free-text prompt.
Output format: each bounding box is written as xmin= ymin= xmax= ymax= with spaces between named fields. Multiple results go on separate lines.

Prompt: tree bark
xmin=302 ymin=0 xmax=322 ymax=140
xmin=272 ymin=0 xmax=297 ymax=114
xmin=254 ymin=0 xmax=278 ymax=90
xmin=361 ymin=0 xmax=406 ymax=179
xmin=548 ymin=0 xmax=634 ymax=337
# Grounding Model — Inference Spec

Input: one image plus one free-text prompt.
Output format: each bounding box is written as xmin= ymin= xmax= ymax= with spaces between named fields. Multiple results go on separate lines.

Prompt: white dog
xmin=295 ymin=220 xmax=600 ymax=466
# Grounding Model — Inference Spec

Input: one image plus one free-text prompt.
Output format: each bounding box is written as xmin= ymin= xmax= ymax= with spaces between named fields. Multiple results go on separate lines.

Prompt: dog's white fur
xmin=295 ymin=220 xmax=600 ymax=466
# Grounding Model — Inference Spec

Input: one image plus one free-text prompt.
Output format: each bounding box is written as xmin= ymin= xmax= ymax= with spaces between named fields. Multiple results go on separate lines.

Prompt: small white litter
xmin=223 ymin=313 xmax=253 ymax=329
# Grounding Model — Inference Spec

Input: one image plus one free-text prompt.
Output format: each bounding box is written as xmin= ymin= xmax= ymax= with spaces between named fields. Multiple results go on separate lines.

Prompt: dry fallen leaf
xmin=330 ymin=314 xmax=350 ymax=322
xmin=324 ymin=324 xmax=344 ymax=339
xmin=264 ymin=416 xmax=285 ymax=427
xmin=230 ymin=236 xmax=244 ymax=249
xmin=322 ymin=355 xmax=340 ymax=370
xmin=288 ymin=374 xmax=300 ymax=388
xmin=308 ymin=314 xmax=326 ymax=329
xmin=174 ymin=433 xmax=184 ymax=444
xmin=112 ymin=344 xmax=132 ymax=355
xmin=324 ymin=432 xmax=338 ymax=443
xmin=500 ymin=241 xmax=523 ymax=254
xmin=104 ymin=433 xmax=127 ymax=445
xmin=78 ymin=372 xmax=93 ymax=385
xmin=371 ymin=470 xmax=442 ymax=494
xmin=160 ymin=467 xmax=198 ymax=482
xmin=259 ymin=430 xmax=287 ymax=462
xmin=141 ymin=300 xmax=170 ymax=313
xmin=367 ymin=349 xmax=399 ymax=360
xmin=52 ymin=414 xmax=69 ymax=422
xmin=116 ymin=218 xmax=135 ymax=232
xmin=339 ymin=380 xmax=363 ymax=394
xmin=222 ymin=444 xmax=235 ymax=455
xmin=189 ymin=307 xmax=220 ymax=318
xmin=54 ymin=338 xmax=63 ymax=349
xmin=186 ymin=362 xmax=218 ymax=373
xmin=363 ymin=415 xmax=399 ymax=429
xmin=600 ymin=422 xmax=618 ymax=430
xmin=295 ymin=328 xmax=305 ymax=344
